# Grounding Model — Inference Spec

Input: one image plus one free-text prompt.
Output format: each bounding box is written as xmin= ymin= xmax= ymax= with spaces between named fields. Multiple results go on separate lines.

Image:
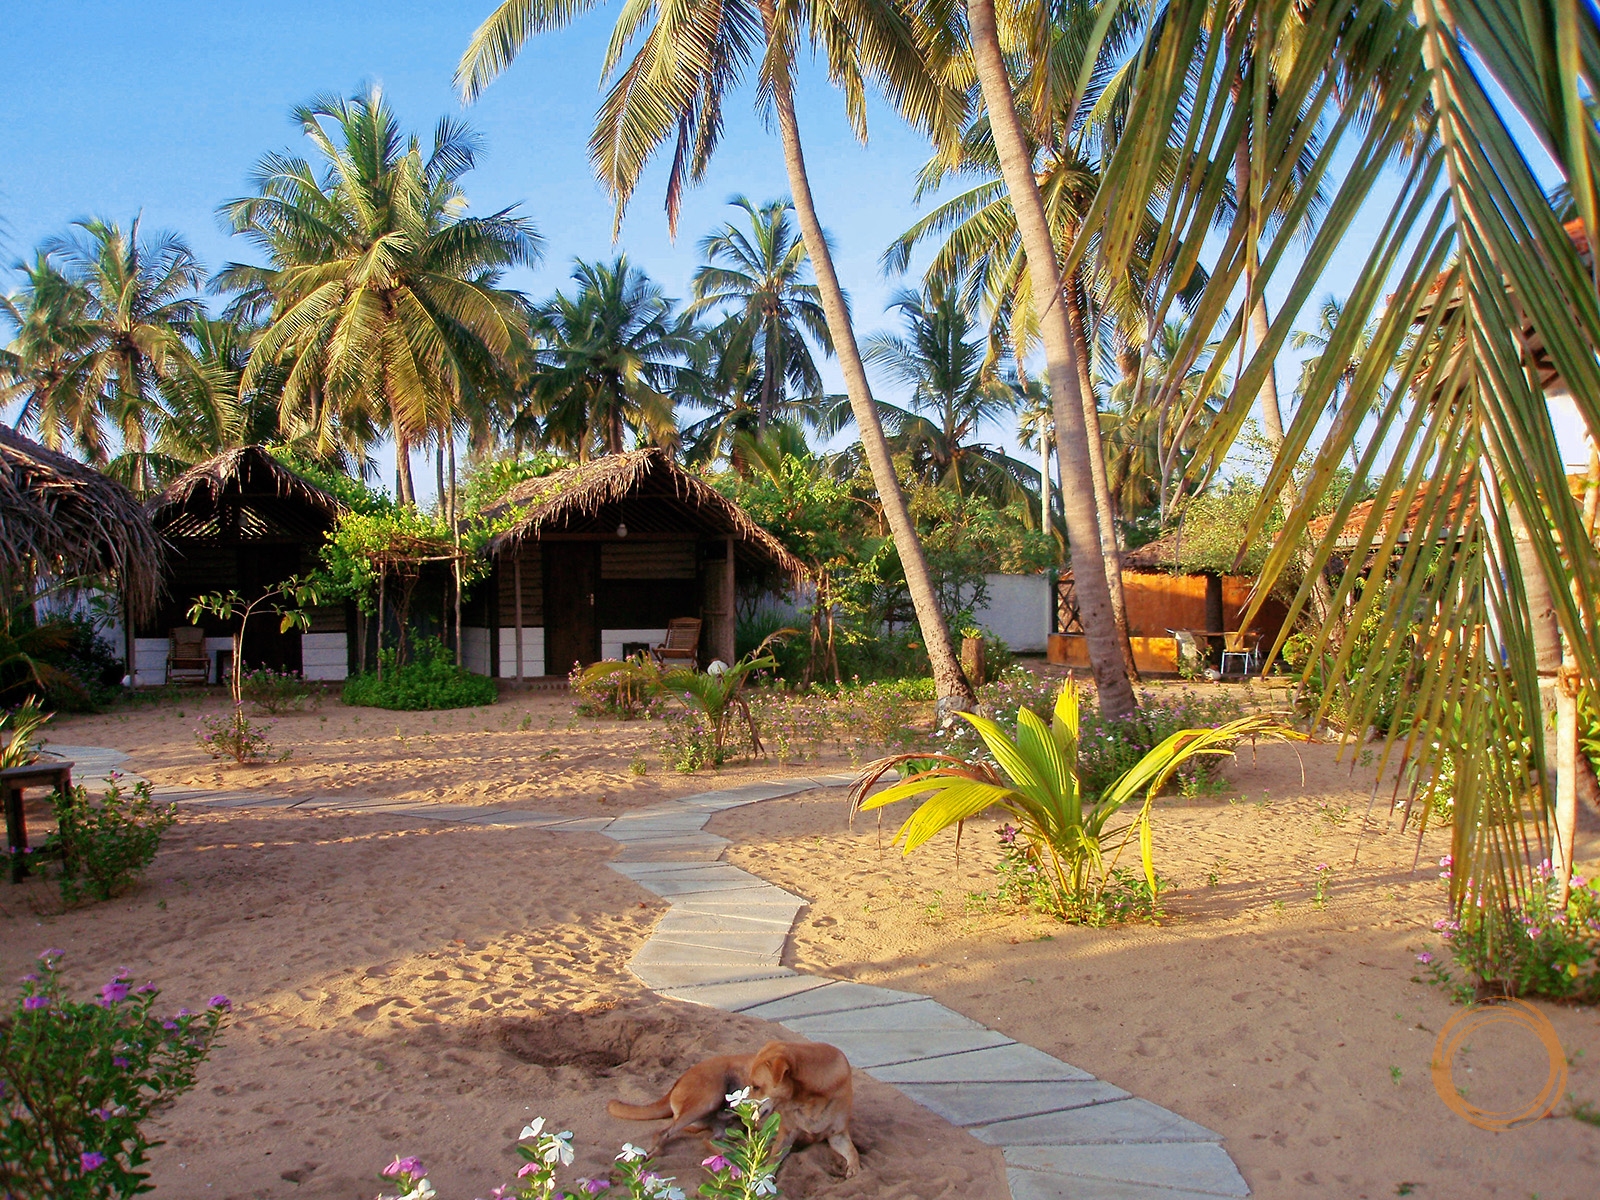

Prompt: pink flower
xmin=22 ymin=996 xmax=49 ymax=1011
xmin=1416 ymin=952 xmax=1433 ymax=965
xmin=80 ymin=1153 xmax=107 ymax=1172
xmin=102 ymin=982 xmax=129 ymax=1004
xmin=701 ymin=1156 xmax=732 ymax=1173
xmin=208 ymin=995 xmax=231 ymax=1011
xmin=383 ymin=1157 xmax=424 ymax=1179
xmin=578 ymin=1180 xmax=610 ymax=1194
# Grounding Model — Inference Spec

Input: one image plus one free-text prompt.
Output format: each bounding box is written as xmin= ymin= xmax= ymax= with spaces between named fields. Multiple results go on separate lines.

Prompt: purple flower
xmin=516 ymin=1164 xmax=541 ymax=1179
xmin=112 ymin=1056 xmax=129 ymax=1068
xmin=578 ymin=1179 xmax=610 ymax=1194
xmin=80 ymin=1152 xmax=107 ymax=1173
xmin=38 ymin=948 xmax=64 ymax=961
xmin=701 ymin=1156 xmax=732 ymax=1173
xmin=102 ymin=982 xmax=129 ymax=1004
xmin=91 ymin=1107 xmax=113 ymax=1121
xmin=176 ymin=1008 xmax=192 ymax=1018
xmin=162 ymin=1020 xmax=178 ymax=1031
xmin=383 ymin=1156 xmax=424 ymax=1179
xmin=208 ymin=995 xmax=231 ymax=1011
xmin=22 ymin=996 xmax=49 ymax=1011
xmin=137 ymin=984 xmax=157 ymax=995
xmin=19 ymin=973 xmax=38 ymax=983
xmin=1416 ymin=952 xmax=1434 ymax=965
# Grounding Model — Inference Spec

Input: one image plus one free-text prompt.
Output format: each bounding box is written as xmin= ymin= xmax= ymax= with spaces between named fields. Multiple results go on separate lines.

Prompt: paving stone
xmin=866 ymin=1043 xmax=1095 ymax=1084
xmin=468 ymin=811 xmax=576 ymax=828
xmin=741 ymin=982 xmax=928 ymax=1022
xmin=608 ymin=834 xmax=729 ymax=852
xmin=671 ymin=900 xmax=804 ymax=926
xmin=648 ymin=928 xmax=790 ymax=958
xmin=896 ymin=1080 xmax=1130 ymax=1126
xmin=631 ymin=940 xmax=781 ymax=968
xmin=655 ymin=911 xmax=799 ymax=937
xmin=779 ymin=999 xmax=984 ymax=1035
xmin=613 ymin=843 xmax=727 ymax=862
xmin=636 ymin=877 xmax=800 ymax=902
xmin=630 ymin=963 xmax=791 ymax=990
xmin=656 ymin=972 xmax=834 ymax=1012
xmin=1004 ymin=1143 xmax=1248 ymax=1197
xmin=610 ymin=860 xmax=732 ymax=878
xmin=970 ymin=1098 xmax=1218 ymax=1147
xmin=544 ymin=816 xmax=629 ymax=832
xmin=803 ymin=1028 xmax=1012 ymax=1070
xmin=389 ymin=804 xmax=513 ymax=822
xmin=1006 ymin=1169 xmax=1244 ymax=1200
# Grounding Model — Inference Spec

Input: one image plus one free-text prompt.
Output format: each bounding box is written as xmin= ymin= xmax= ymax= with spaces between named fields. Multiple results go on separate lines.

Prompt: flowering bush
xmin=0 ymin=950 xmax=229 ymax=1200
xmin=1425 ymin=862 xmax=1600 ymax=1002
xmin=50 ymin=778 xmax=176 ymax=906
xmin=375 ymin=1089 xmax=781 ymax=1200
xmin=239 ymin=667 xmax=317 ymax=714
xmin=571 ymin=658 xmax=667 ymax=720
xmin=343 ymin=638 xmax=497 ymax=711
xmin=194 ymin=705 xmax=277 ymax=764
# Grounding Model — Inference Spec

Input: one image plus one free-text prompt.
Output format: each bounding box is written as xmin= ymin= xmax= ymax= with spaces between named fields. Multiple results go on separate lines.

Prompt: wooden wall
xmin=495 ymin=544 xmax=544 ymax=624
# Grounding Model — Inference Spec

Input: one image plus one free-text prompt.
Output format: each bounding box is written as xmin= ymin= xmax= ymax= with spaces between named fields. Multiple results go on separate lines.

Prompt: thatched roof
xmin=0 ymin=427 xmax=165 ymax=620
xmin=485 ymin=448 xmax=803 ymax=577
xmin=1120 ymin=529 xmax=1232 ymax=575
xmin=147 ymin=446 xmax=345 ymax=541
xmin=1307 ymin=473 xmax=1478 ymax=551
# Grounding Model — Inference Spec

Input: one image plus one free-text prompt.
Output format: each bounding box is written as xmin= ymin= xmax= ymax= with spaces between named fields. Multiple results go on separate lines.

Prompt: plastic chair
xmin=1167 ymin=629 xmax=1207 ymax=675
xmin=1221 ymin=630 xmax=1261 ymax=676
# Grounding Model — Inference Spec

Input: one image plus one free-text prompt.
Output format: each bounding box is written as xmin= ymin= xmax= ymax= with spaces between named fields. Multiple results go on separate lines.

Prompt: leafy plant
xmin=573 ymin=656 xmax=666 ymax=719
xmin=1 ymin=699 xmax=51 ymax=769
xmin=51 ymin=779 xmax=176 ymax=906
xmin=239 ymin=668 xmax=317 ymax=714
xmin=659 ymin=632 xmax=794 ymax=767
xmin=194 ymin=707 xmax=276 ymax=765
xmin=342 ymin=638 xmax=497 ymax=711
xmin=188 ymin=578 xmax=319 ymax=705
xmin=0 ymin=950 xmax=229 ymax=1200
xmin=851 ymin=682 xmax=1293 ymax=922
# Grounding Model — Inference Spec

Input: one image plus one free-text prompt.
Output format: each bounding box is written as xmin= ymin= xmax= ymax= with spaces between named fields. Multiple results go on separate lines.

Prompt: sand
xmin=4 ymin=683 xmax=1598 ymax=1200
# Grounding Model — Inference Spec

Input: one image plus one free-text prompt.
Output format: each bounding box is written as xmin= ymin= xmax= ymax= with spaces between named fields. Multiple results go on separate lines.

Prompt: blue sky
xmin=3 ymin=2 xmax=1588 ymax=500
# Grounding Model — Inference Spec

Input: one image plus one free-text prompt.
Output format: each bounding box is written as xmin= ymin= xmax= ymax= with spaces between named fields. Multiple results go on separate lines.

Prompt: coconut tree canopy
xmin=0 ymin=426 xmax=165 ymax=619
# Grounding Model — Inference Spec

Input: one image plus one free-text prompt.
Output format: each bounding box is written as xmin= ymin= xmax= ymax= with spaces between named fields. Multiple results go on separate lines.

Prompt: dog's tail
xmin=607 ymin=1095 xmax=674 ymax=1121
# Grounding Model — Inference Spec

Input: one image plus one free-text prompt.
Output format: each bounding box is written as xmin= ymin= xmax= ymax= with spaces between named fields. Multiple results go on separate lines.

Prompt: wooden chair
xmin=167 ymin=626 xmax=210 ymax=684
xmin=651 ymin=618 xmax=703 ymax=671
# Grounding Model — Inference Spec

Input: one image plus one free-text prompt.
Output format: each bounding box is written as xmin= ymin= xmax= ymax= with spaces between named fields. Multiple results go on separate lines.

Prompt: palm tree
xmin=956 ymin=0 xmax=1141 ymax=714
xmin=688 ymin=197 xmax=830 ymax=431
xmin=1076 ymin=0 xmax=1600 ymax=934
xmin=854 ymin=278 xmax=1030 ymax=503
xmin=217 ymin=84 xmax=541 ymax=505
xmin=1289 ymin=294 xmax=1388 ymax=469
xmin=457 ymin=0 xmax=983 ymax=712
xmin=4 ymin=220 xmax=207 ymax=493
xmin=525 ymin=256 xmax=688 ymax=460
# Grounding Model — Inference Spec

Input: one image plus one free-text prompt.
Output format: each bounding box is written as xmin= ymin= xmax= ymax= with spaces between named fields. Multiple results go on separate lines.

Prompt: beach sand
xmin=4 ymin=685 xmax=1597 ymax=1199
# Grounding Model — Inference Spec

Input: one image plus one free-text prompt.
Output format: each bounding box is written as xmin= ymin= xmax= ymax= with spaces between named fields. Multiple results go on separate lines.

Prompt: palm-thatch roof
xmin=0 ymin=426 xmax=165 ymax=620
xmin=1307 ymin=473 xmax=1479 ymax=552
xmin=485 ymin=448 xmax=803 ymax=578
xmin=147 ymin=446 xmax=345 ymax=541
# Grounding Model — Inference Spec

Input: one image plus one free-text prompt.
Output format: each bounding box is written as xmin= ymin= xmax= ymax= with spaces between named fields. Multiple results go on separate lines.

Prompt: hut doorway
xmin=544 ymin=543 xmax=599 ymax=675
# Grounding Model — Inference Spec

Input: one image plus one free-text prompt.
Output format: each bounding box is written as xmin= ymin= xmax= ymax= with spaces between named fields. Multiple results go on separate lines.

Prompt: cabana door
xmin=544 ymin=543 xmax=599 ymax=675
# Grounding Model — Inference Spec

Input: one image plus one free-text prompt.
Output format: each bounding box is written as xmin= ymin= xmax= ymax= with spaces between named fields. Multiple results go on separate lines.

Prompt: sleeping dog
xmin=607 ymin=1039 xmax=860 ymax=1176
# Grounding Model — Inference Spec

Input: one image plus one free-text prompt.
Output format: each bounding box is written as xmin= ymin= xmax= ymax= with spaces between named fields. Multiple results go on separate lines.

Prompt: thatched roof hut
xmin=147 ymin=446 xmax=345 ymax=538
xmin=470 ymin=448 xmax=801 ymax=678
xmin=484 ymin=448 xmax=802 ymax=577
xmin=0 ymin=426 xmax=164 ymax=620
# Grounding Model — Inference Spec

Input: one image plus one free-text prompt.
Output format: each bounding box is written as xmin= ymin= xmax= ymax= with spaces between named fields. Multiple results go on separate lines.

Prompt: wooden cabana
xmin=140 ymin=447 xmax=350 ymax=685
xmin=0 ymin=427 xmax=164 ymax=671
xmin=468 ymin=448 xmax=802 ymax=681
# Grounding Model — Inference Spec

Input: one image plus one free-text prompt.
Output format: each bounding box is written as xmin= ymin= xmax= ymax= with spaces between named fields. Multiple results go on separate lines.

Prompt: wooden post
xmin=718 ymin=536 xmax=736 ymax=664
xmin=513 ymin=548 xmax=525 ymax=686
xmin=376 ymin=567 xmax=386 ymax=682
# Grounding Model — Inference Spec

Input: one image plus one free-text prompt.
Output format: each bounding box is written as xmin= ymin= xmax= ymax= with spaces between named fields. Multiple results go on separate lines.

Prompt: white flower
xmin=753 ymin=1174 xmax=778 ymax=1196
xmin=725 ymin=1087 xmax=752 ymax=1105
xmin=401 ymin=1181 xmax=436 ymax=1200
xmin=520 ymin=1118 xmax=546 ymax=1141
xmin=541 ymin=1132 xmax=575 ymax=1167
xmin=616 ymin=1143 xmax=648 ymax=1163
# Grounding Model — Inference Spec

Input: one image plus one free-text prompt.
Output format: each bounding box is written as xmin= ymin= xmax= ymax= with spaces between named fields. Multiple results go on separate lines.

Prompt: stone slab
xmin=647 ymin=929 xmax=790 ymax=958
xmin=631 ymin=941 xmax=781 ymax=968
xmin=970 ymin=1098 xmax=1219 ymax=1147
xmin=866 ymin=1043 xmax=1095 ymax=1084
xmin=671 ymin=901 xmax=804 ymax=926
xmin=804 ymin=1028 xmax=1013 ymax=1070
xmin=1006 ymin=1170 xmax=1244 ymax=1200
xmin=608 ymin=835 xmax=730 ymax=852
xmin=741 ymin=982 xmax=927 ymax=1022
xmin=387 ymin=804 xmax=513 ymax=822
xmin=470 ymin=811 xmax=579 ymax=828
xmin=655 ymin=911 xmax=799 ymax=937
xmin=1004 ymin=1143 xmax=1248 ymax=1197
xmin=538 ymin=816 xmax=618 ymax=832
xmin=779 ymin=999 xmax=984 ymax=1035
xmin=630 ymin=963 xmax=792 ymax=990
xmin=656 ymin=972 xmax=834 ymax=1012
xmin=637 ymin=877 xmax=803 ymax=903
xmin=896 ymin=1080 xmax=1130 ymax=1126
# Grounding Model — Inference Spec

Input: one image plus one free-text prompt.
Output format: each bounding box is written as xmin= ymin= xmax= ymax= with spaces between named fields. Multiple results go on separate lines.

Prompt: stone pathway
xmin=51 ymin=748 xmax=1249 ymax=1199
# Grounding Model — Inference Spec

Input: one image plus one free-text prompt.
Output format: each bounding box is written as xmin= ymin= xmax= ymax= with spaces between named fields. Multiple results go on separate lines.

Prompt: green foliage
xmin=239 ymin=668 xmax=317 ymax=714
xmin=50 ymin=779 xmax=176 ymax=907
xmin=1 ymin=951 xmax=228 ymax=1200
xmin=1429 ymin=864 xmax=1600 ymax=1002
xmin=853 ymin=682 xmax=1291 ymax=922
xmin=1580 ymin=687 xmax=1600 ymax=777
xmin=194 ymin=708 xmax=276 ymax=765
xmin=660 ymin=634 xmax=791 ymax=766
xmin=266 ymin=448 xmax=395 ymax=516
xmin=1 ymin=699 xmax=51 ymax=769
xmin=342 ymin=638 xmax=497 ymax=711
xmin=188 ymin=578 xmax=318 ymax=705
xmin=459 ymin=452 xmax=566 ymax=516
xmin=0 ymin=603 xmax=88 ymax=709
xmin=572 ymin=656 xmax=666 ymax=719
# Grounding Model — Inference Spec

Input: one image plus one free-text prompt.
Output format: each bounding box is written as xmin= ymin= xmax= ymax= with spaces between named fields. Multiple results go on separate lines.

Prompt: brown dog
xmin=607 ymin=1040 xmax=860 ymax=1176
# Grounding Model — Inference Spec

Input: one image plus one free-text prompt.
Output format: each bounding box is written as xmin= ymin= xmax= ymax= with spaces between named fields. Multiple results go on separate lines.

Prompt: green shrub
xmin=240 ymin=668 xmax=317 ymax=714
xmin=571 ymin=656 xmax=666 ymax=719
xmin=1 ymin=950 xmax=228 ymax=1200
xmin=50 ymin=779 xmax=176 ymax=907
xmin=342 ymin=638 xmax=497 ymax=711
xmin=194 ymin=707 xmax=277 ymax=764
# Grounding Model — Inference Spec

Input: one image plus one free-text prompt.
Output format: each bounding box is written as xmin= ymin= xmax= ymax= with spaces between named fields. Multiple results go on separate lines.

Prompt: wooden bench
xmin=2 ymin=761 xmax=72 ymax=883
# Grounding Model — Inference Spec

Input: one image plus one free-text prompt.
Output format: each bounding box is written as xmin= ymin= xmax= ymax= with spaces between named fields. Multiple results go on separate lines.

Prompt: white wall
xmin=460 ymin=627 xmax=491 ymax=677
xmin=494 ymin=626 xmax=546 ymax=678
xmin=969 ymin=573 xmax=1051 ymax=653
xmin=601 ymin=628 xmax=668 ymax=662
xmin=301 ymin=633 xmax=348 ymax=682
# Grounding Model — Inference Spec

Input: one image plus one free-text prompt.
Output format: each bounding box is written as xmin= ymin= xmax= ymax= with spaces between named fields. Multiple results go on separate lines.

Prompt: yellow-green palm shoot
xmin=849 ymin=682 xmax=1295 ymax=918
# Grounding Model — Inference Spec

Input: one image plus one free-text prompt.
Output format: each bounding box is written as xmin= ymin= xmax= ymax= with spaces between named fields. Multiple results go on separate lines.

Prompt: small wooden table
xmin=1 ymin=761 xmax=73 ymax=883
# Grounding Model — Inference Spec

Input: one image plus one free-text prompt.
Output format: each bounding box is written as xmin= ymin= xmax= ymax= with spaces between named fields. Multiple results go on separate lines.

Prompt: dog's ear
xmin=766 ymin=1051 xmax=792 ymax=1087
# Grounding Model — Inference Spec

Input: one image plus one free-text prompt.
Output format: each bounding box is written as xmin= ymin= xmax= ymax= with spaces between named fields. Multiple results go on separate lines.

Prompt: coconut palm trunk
xmin=966 ymin=0 xmax=1136 ymax=716
xmin=758 ymin=0 xmax=975 ymax=711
